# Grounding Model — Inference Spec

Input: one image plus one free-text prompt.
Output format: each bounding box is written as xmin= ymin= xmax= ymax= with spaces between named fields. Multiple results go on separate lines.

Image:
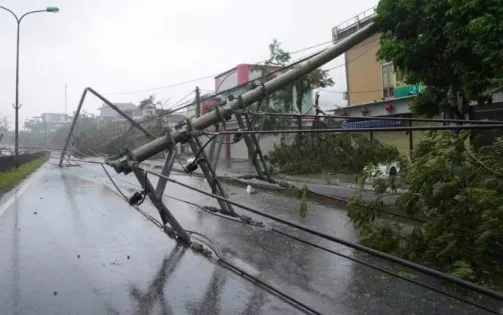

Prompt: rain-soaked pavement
xmin=0 ymin=160 xmax=501 ymax=314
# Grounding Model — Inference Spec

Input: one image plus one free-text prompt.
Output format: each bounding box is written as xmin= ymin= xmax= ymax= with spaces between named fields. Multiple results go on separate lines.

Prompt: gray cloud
xmin=0 ymin=0 xmax=376 ymax=128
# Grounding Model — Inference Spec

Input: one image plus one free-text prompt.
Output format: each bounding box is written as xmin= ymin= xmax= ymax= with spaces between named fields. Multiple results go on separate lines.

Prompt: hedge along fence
xmin=0 ymin=152 xmax=49 ymax=172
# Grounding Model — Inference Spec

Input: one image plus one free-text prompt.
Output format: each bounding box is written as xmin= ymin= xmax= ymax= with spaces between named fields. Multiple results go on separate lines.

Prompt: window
xmin=382 ymin=63 xmax=394 ymax=98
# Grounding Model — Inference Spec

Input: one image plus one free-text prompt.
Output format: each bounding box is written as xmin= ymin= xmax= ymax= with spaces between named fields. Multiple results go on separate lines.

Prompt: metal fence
xmin=0 ymin=151 xmax=48 ymax=172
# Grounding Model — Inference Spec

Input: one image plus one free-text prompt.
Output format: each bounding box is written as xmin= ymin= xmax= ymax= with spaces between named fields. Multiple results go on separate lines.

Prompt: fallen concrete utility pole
xmin=108 ymin=23 xmax=376 ymax=174
xmin=59 ymin=87 xmax=155 ymax=166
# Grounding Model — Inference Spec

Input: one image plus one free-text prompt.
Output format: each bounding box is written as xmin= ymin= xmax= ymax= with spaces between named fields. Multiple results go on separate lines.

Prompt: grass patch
xmin=0 ymin=155 xmax=48 ymax=193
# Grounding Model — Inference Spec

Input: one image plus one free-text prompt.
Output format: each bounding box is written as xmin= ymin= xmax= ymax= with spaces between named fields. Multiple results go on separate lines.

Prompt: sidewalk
xmin=142 ymin=159 xmax=399 ymax=205
xmin=274 ymin=173 xmax=407 ymax=194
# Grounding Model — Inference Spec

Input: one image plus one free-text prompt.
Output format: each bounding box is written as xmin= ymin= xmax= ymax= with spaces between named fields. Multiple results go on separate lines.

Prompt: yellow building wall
xmin=346 ymin=33 xmax=382 ymax=105
xmin=371 ymin=117 xmax=443 ymax=154
xmin=373 ymin=130 xmax=410 ymax=154
xmin=411 ymin=117 xmax=443 ymax=149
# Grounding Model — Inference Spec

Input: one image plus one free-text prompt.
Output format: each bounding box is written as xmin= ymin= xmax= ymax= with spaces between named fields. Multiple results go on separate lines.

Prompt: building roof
xmin=98 ymin=103 xmax=138 ymax=111
xmin=214 ymin=64 xmax=282 ymax=80
xmin=165 ymin=114 xmax=186 ymax=124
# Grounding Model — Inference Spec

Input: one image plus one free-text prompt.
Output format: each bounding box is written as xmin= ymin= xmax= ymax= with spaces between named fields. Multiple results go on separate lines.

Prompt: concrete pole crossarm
xmin=111 ymin=23 xmax=376 ymax=172
xmin=59 ymin=87 xmax=157 ymax=166
xmin=88 ymin=88 xmax=155 ymax=139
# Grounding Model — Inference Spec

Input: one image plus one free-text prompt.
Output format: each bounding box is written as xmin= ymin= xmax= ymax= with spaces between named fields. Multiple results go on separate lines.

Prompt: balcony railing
xmin=332 ymin=7 xmax=377 ymax=43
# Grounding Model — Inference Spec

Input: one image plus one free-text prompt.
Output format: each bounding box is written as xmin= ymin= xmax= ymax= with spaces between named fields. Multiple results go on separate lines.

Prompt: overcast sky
xmin=0 ymin=0 xmax=376 ymax=128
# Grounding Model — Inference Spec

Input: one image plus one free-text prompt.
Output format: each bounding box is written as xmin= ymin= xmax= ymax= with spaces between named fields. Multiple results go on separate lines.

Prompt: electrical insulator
xmin=185 ymin=162 xmax=198 ymax=174
xmin=128 ymin=192 xmax=144 ymax=205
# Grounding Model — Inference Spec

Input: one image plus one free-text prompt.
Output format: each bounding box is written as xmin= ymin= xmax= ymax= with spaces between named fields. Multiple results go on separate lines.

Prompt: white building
xmin=98 ymin=103 xmax=156 ymax=121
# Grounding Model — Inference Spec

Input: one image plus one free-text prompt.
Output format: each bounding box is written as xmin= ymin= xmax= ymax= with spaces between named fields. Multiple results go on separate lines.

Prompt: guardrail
xmin=0 ymin=151 xmax=48 ymax=172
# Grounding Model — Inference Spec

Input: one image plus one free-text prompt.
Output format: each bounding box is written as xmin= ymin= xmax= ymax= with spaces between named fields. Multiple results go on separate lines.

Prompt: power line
xmin=246 ymin=111 xmax=503 ymax=125
xmin=270 ymin=229 xmax=497 ymax=314
xmin=99 ymin=166 xmax=322 ymax=315
xmin=164 ymin=90 xmax=195 ymax=111
xmin=116 ymin=40 xmax=380 ymax=129
xmin=103 ymin=40 xmax=335 ymax=96
xmin=104 ymin=75 xmax=216 ymax=96
xmin=325 ymin=42 xmax=379 ymax=71
xmin=92 ymin=38 xmax=379 ymax=151
xmin=45 ymin=152 xmax=501 ymax=311
xmin=98 ymin=164 xmax=490 ymax=313
xmin=109 ymin=47 xmax=328 ymax=130
xmin=207 ymin=124 xmax=503 ymax=136
xmin=143 ymin=168 xmax=503 ymax=302
xmin=92 ymin=91 xmax=197 ymax=152
xmin=319 ymin=89 xmax=384 ymax=94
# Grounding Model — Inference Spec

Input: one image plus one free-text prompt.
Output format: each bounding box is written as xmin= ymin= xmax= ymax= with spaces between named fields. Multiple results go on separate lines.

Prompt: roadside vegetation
xmin=349 ymin=131 xmax=503 ymax=291
xmin=265 ymin=0 xmax=503 ymax=292
xmin=347 ymin=0 xmax=503 ymax=292
xmin=49 ymin=97 xmax=168 ymax=158
xmin=267 ymin=133 xmax=399 ymax=175
xmin=0 ymin=155 xmax=48 ymax=194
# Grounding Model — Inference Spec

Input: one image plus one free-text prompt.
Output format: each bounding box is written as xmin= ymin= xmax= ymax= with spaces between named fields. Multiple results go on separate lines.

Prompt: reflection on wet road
xmin=0 ymin=161 xmax=499 ymax=314
xmin=0 ymin=163 xmax=302 ymax=315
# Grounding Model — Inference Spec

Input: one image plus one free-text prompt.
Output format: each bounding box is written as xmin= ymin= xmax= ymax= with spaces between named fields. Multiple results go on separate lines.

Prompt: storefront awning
xmin=342 ymin=120 xmax=402 ymax=129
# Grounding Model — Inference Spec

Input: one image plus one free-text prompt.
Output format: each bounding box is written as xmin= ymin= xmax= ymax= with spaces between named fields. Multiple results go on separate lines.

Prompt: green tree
xmin=268 ymin=133 xmax=399 ymax=175
xmin=375 ymin=0 xmax=503 ymax=119
xmin=251 ymin=39 xmax=334 ymax=143
xmin=139 ymin=94 xmax=165 ymax=111
xmin=348 ymin=131 xmax=503 ymax=291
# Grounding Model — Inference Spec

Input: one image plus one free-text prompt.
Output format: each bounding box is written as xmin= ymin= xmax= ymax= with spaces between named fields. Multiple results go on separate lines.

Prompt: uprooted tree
xmin=256 ymin=40 xmax=401 ymax=175
xmin=267 ymin=133 xmax=399 ymax=175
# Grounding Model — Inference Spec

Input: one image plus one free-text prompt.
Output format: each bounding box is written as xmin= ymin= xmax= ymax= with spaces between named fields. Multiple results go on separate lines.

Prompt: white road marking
xmin=0 ymin=163 xmax=47 ymax=217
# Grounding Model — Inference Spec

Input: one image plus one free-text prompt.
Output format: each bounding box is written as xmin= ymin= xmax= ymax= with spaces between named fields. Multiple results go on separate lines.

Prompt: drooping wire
xmin=97 ymin=166 xmax=322 ymax=315
xmin=246 ymin=111 xmax=503 ymax=125
xmin=104 ymin=174 xmax=261 ymax=227
xmin=154 ymin=181 xmax=496 ymax=313
xmin=101 ymin=164 xmax=128 ymax=200
xmin=93 ymin=39 xmax=384 ymax=153
xmin=204 ymin=124 xmax=503 ymax=136
xmin=106 ymin=166 xmax=498 ymax=313
xmin=55 ymin=157 xmax=501 ymax=312
xmin=190 ymin=99 xmax=269 ymax=163
xmin=164 ymin=90 xmax=196 ymax=111
xmin=270 ymin=229 xmax=498 ymax=314
xmin=103 ymin=39 xmax=334 ymax=96
xmin=110 ymin=47 xmax=328 ymax=128
xmin=142 ymin=168 xmax=503 ymax=303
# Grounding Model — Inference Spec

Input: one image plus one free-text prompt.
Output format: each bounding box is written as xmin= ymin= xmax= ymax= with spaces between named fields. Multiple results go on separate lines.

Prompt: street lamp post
xmin=0 ymin=6 xmax=59 ymax=160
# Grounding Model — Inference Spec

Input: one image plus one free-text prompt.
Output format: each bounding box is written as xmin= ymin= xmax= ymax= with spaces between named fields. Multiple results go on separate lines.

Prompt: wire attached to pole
xmin=143 ymin=167 xmax=503 ymax=302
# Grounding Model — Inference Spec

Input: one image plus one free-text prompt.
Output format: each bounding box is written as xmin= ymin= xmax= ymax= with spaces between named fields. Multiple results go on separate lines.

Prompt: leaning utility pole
xmin=195 ymin=86 xmax=201 ymax=118
xmin=60 ymin=23 xmax=376 ymax=244
xmin=107 ymin=23 xmax=376 ymax=174
xmin=65 ymin=84 xmax=68 ymax=116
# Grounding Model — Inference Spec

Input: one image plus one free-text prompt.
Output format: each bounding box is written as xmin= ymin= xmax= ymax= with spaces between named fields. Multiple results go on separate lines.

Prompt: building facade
xmin=330 ymin=9 xmax=503 ymax=154
xmin=213 ymin=64 xmax=319 ymax=159
xmin=25 ymin=112 xmax=70 ymax=133
xmin=332 ymin=7 xmax=425 ymax=107
xmin=182 ymin=64 xmax=320 ymax=160
xmin=99 ymin=103 xmax=156 ymax=121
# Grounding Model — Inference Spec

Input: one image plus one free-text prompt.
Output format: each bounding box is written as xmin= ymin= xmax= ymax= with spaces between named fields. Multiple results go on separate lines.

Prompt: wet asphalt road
xmin=0 ymin=160 xmax=500 ymax=314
